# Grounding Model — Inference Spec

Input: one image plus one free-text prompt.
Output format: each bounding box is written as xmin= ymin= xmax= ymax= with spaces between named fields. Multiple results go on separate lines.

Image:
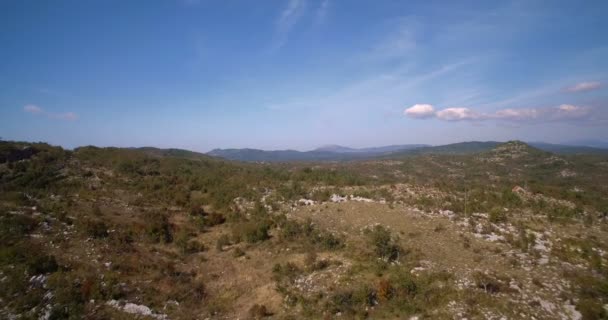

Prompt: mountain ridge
xmin=207 ymin=141 xmax=608 ymax=162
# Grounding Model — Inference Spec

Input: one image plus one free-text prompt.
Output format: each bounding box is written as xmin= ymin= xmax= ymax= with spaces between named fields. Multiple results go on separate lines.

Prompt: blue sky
xmin=1 ymin=0 xmax=607 ymax=151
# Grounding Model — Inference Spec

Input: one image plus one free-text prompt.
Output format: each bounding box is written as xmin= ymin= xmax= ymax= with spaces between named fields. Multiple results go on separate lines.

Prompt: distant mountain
xmin=382 ymin=141 xmax=503 ymax=158
xmin=528 ymin=142 xmax=608 ymax=155
xmin=208 ymin=144 xmax=428 ymax=162
xmin=136 ymin=147 xmax=215 ymax=160
xmin=313 ymin=145 xmax=359 ymax=153
xmin=313 ymin=144 xmax=428 ymax=153
xmin=389 ymin=141 xmax=608 ymax=158
xmin=207 ymin=148 xmax=358 ymax=162
xmin=561 ymin=139 xmax=608 ymax=149
xmin=207 ymin=140 xmax=608 ymax=162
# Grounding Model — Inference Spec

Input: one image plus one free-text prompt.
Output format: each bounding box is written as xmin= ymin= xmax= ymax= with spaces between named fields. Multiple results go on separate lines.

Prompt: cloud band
xmin=404 ymin=103 xmax=592 ymax=122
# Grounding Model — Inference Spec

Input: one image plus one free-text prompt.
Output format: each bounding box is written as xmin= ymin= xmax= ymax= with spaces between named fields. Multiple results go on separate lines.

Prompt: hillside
xmin=1 ymin=140 xmax=608 ymax=319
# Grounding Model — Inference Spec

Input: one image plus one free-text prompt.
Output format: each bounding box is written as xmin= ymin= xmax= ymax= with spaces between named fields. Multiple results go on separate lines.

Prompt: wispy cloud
xmin=404 ymin=103 xmax=593 ymax=123
xmin=273 ymin=0 xmax=307 ymax=50
xmin=315 ymin=0 xmax=330 ymax=25
xmin=178 ymin=0 xmax=202 ymax=6
xmin=268 ymin=59 xmax=475 ymax=114
xmin=361 ymin=18 xmax=418 ymax=62
xmin=24 ymin=104 xmax=44 ymax=114
xmin=52 ymin=112 xmax=79 ymax=121
xmin=23 ymin=104 xmax=79 ymax=121
xmin=563 ymin=81 xmax=601 ymax=93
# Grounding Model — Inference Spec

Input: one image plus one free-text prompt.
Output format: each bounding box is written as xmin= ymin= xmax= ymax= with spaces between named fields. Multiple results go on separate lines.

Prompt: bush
xmin=191 ymin=205 xmax=226 ymax=228
xmin=473 ymin=272 xmax=503 ymax=294
xmin=47 ymin=272 xmax=87 ymax=319
xmin=367 ymin=225 xmax=402 ymax=262
xmin=377 ymin=278 xmax=393 ymax=301
xmin=204 ymin=212 xmax=226 ymax=226
xmin=0 ymin=213 xmax=38 ymax=243
xmin=304 ymin=251 xmax=329 ymax=271
xmin=489 ymin=207 xmax=507 ymax=223
xmin=390 ymin=271 xmax=418 ymax=298
xmin=352 ymin=285 xmax=376 ymax=308
xmin=313 ymin=232 xmax=343 ymax=250
xmin=278 ymin=218 xmax=343 ymax=250
xmin=82 ymin=219 xmax=109 ymax=239
xmin=232 ymin=220 xmax=270 ymax=243
xmin=175 ymin=230 xmax=203 ymax=254
xmin=326 ymin=290 xmax=355 ymax=314
xmin=272 ymin=262 xmax=301 ymax=282
xmin=27 ymin=254 xmax=58 ymax=275
xmin=577 ymin=298 xmax=607 ymax=319
xmin=144 ymin=212 xmax=173 ymax=243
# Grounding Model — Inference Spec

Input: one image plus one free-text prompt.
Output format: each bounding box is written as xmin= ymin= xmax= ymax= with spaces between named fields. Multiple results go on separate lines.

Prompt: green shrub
xmin=47 ymin=272 xmax=87 ymax=319
xmin=175 ymin=230 xmax=203 ymax=254
xmin=472 ymin=272 xmax=504 ymax=294
xmin=326 ymin=290 xmax=356 ymax=314
xmin=489 ymin=207 xmax=508 ymax=223
xmin=367 ymin=225 xmax=402 ymax=262
xmin=352 ymin=284 xmax=376 ymax=308
xmin=232 ymin=220 xmax=270 ymax=243
xmin=0 ymin=213 xmax=37 ymax=243
xmin=277 ymin=218 xmax=343 ymax=250
xmin=576 ymin=298 xmax=606 ymax=319
xmin=191 ymin=205 xmax=226 ymax=228
xmin=26 ymin=254 xmax=58 ymax=275
xmin=82 ymin=219 xmax=109 ymax=239
xmin=272 ymin=262 xmax=301 ymax=282
xmin=390 ymin=271 xmax=418 ymax=298
xmin=144 ymin=212 xmax=173 ymax=243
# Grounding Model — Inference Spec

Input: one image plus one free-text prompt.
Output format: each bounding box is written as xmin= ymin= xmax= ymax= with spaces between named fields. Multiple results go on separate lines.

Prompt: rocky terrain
xmin=1 ymin=140 xmax=607 ymax=319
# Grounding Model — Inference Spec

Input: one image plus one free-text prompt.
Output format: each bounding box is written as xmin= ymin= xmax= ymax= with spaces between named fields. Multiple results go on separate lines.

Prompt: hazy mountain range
xmin=206 ymin=141 xmax=608 ymax=162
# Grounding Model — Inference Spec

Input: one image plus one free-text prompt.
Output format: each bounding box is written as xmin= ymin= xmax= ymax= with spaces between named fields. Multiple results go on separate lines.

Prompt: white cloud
xmin=24 ymin=104 xmax=43 ymax=114
xmin=23 ymin=104 xmax=78 ymax=121
xmin=436 ymin=107 xmax=480 ymax=121
xmin=404 ymin=104 xmax=435 ymax=118
xmin=564 ymin=81 xmax=601 ymax=93
xmin=273 ymin=0 xmax=307 ymax=50
xmin=404 ymin=102 xmax=593 ymax=123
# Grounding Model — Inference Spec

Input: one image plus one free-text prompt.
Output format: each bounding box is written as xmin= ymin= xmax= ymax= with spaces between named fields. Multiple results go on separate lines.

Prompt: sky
xmin=1 ymin=0 xmax=607 ymax=152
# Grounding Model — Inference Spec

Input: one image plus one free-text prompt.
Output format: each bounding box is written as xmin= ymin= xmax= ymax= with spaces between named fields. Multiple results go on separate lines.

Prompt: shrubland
xmin=1 ymin=140 xmax=607 ymax=319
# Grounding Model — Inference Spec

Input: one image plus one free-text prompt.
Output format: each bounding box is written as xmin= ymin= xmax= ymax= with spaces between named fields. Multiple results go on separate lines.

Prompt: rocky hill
xmin=1 ymin=140 xmax=607 ymax=319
